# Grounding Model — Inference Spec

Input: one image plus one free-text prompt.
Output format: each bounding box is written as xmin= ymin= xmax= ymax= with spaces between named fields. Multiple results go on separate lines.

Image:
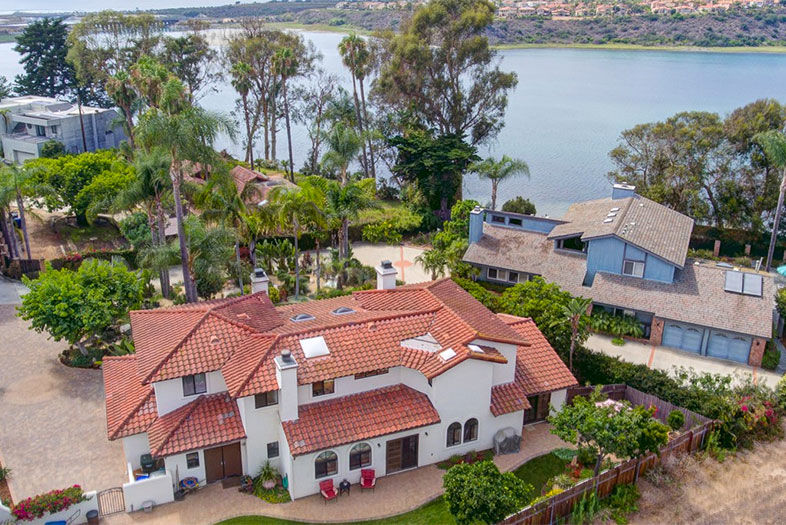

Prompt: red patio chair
xmin=320 ymin=479 xmax=338 ymax=503
xmin=360 ymin=469 xmax=376 ymax=491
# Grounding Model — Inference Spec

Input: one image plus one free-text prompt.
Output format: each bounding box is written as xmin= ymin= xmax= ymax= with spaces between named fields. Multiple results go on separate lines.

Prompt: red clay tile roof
xmin=497 ymin=314 xmax=578 ymax=395
xmin=490 ymin=382 xmax=532 ymax=416
xmin=147 ymin=393 xmax=246 ymax=457
xmin=281 ymin=385 xmax=440 ymax=456
xmin=104 ymin=356 xmax=158 ymax=440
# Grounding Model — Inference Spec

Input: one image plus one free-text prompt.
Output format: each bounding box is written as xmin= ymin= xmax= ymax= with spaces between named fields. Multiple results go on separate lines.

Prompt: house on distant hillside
xmin=104 ymin=270 xmax=576 ymax=503
xmin=0 ymin=95 xmax=125 ymax=163
xmin=463 ymin=183 xmax=774 ymax=367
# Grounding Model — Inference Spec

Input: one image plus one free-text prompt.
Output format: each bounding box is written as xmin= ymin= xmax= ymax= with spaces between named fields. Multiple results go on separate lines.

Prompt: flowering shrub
xmin=11 ymin=485 xmax=87 ymax=521
xmin=738 ymin=396 xmax=778 ymax=435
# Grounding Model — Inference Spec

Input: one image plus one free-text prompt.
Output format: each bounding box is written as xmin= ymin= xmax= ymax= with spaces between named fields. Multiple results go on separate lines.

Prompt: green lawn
xmin=215 ymin=452 xmax=568 ymax=525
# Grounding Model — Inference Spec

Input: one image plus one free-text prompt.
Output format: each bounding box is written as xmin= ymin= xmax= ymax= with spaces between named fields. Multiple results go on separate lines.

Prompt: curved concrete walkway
xmin=0 ymin=277 xmax=127 ymax=501
xmin=105 ymin=423 xmax=565 ymax=525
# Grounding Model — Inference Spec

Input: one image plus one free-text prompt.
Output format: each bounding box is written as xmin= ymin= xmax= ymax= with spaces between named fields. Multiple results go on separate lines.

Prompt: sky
xmin=0 ymin=0 xmax=237 ymax=13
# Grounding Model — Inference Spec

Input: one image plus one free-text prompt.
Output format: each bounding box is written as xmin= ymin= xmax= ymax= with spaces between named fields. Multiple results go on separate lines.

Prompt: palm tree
xmin=559 ymin=297 xmax=592 ymax=372
xmin=754 ymin=129 xmax=786 ymax=272
xmin=415 ymin=248 xmax=449 ymax=280
xmin=325 ymin=180 xmax=376 ymax=261
xmin=268 ymin=184 xmax=324 ymax=299
xmin=338 ymin=34 xmax=372 ymax=180
xmin=114 ymin=148 xmax=173 ymax=297
xmin=135 ymin=77 xmax=236 ymax=303
xmin=322 ymin=123 xmax=363 ymax=186
xmin=273 ymin=47 xmax=298 ymax=182
xmin=230 ymin=62 xmax=255 ymax=168
xmin=105 ymin=71 xmax=138 ymax=149
xmin=470 ymin=155 xmax=531 ymax=211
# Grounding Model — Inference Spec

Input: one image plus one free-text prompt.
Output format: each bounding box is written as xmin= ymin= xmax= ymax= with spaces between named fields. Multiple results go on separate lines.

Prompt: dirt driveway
xmin=633 ymin=433 xmax=786 ymax=524
xmin=0 ymin=278 xmax=126 ymax=501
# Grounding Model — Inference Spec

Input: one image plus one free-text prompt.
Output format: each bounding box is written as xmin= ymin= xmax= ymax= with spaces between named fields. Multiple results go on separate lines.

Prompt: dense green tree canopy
xmin=14 ymin=18 xmax=74 ymax=99
xmin=375 ymin=0 xmax=518 ymax=146
xmin=443 ymin=460 xmax=533 ymax=525
xmin=502 ymin=196 xmax=537 ymax=215
xmin=18 ymin=259 xmax=144 ymax=355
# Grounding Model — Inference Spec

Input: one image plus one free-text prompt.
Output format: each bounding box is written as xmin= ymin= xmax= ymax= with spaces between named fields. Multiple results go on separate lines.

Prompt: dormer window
xmin=622 ymin=260 xmax=645 ymax=278
xmin=291 ymin=313 xmax=315 ymax=322
xmin=331 ymin=306 xmax=355 ymax=315
xmin=182 ymin=373 xmax=207 ymax=397
xmin=255 ymin=390 xmax=278 ymax=408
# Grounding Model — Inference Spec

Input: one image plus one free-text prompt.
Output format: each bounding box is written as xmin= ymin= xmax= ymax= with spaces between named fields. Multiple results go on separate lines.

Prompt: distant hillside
xmin=153 ymin=1 xmax=338 ymax=18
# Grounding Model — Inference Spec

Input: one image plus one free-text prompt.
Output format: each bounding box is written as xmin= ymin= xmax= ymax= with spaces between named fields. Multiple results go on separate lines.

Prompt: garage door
xmin=662 ymin=323 xmax=702 ymax=354
xmin=707 ymin=330 xmax=751 ymax=364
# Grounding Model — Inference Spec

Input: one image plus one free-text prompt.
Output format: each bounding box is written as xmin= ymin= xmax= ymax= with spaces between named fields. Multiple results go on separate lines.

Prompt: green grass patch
xmin=513 ymin=452 xmax=570 ymax=498
xmin=214 ymin=496 xmax=454 ymax=525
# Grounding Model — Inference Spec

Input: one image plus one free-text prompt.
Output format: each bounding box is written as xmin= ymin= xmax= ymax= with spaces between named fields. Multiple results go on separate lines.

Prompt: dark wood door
xmin=386 ymin=439 xmax=402 ymax=473
xmin=222 ymin=443 xmax=242 ymax=478
xmin=204 ymin=447 xmax=224 ymax=483
xmin=523 ymin=393 xmax=551 ymax=424
xmin=401 ymin=435 xmax=418 ymax=470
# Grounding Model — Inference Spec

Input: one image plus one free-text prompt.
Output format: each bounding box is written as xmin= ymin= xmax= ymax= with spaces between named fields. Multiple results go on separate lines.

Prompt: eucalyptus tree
xmin=754 ymin=129 xmax=786 ymax=272
xmin=113 ymin=147 xmax=173 ymax=297
xmin=292 ymin=69 xmax=340 ymax=175
xmin=338 ymin=34 xmax=371 ymax=179
xmin=134 ymin=72 xmax=236 ymax=303
xmin=470 ymin=155 xmax=530 ymax=210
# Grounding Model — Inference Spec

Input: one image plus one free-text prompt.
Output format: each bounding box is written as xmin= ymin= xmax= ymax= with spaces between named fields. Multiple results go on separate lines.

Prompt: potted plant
xmin=257 ymin=462 xmax=277 ymax=490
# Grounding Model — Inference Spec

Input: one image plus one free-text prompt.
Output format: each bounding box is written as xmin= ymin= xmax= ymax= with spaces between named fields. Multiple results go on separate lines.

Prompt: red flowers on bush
xmin=10 ymin=485 xmax=87 ymax=521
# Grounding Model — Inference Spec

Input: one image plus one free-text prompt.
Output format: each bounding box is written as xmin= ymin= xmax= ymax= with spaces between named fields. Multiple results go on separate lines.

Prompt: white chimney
xmin=275 ymin=350 xmax=298 ymax=422
xmin=375 ymin=260 xmax=397 ymax=290
xmin=250 ymin=268 xmax=270 ymax=294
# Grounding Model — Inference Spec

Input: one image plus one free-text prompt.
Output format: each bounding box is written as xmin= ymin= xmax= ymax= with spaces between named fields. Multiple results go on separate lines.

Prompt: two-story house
xmin=0 ymin=95 xmax=125 ymax=163
xmin=103 ymin=268 xmax=576 ymax=501
xmin=463 ymin=183 xmax=774 ymax=366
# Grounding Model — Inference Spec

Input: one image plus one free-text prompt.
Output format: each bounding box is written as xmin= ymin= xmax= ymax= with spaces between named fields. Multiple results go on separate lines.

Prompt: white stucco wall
xmin=237 ymin=395 xmax=283 ymax=477
xmin=549 ymin=388 xmax=567 ymax=415
xmin=153 ymin=370 xmax=227 ymax=416
xmin=295 ymin=367 xmax=405 ymax=405
xmin=23 ymin=490 xmax=98 ymax=525
xmin=122 ymin=470 xmax=174 ymax=513
xmin=0 ymin=501 xmax=12 ymax=523
xmin=122 ymin=433 xmax=151 ymax=470
xmin=164 ymin=450 xmax=206 ymax=487
xmin=471 ymin=338 xmax=517 ymax=385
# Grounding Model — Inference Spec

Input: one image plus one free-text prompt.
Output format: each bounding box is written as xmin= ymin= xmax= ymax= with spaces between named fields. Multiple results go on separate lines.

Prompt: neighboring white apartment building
xmin=104 ymin=267 xmax=576 ymax=502
xmin=0 ymin=95 xmax=125 ymax=163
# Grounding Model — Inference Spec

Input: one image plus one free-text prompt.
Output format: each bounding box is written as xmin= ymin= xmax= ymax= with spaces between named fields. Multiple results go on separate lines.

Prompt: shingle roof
xmin=281 ymin=385 xmax=440 ymax=456
xmin=547 ymin=195 xmax=694 ymax=267
xmin=497 ymin=314 xmax=578 ymax=395
xmin=147 ymin=393 xmax=246 ymax=457
xmin=104 ymin=356 xmax=158 ymax=440
xmin=465 ymin=225 xmax=773 ymax=339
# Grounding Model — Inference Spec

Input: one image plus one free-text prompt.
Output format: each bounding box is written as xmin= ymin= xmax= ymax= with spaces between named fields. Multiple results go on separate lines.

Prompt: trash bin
xmin=86 ymin=509 xmax=99 ymax=525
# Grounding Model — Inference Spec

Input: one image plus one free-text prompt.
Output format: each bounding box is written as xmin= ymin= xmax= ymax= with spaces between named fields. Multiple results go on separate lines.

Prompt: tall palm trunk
xmin=315 ymin=238 xmax=321 ymax=292
xmin=262 ymin=100 xmax=270 ymax=161
xmin=293 ymin=219 xmax=300 ymax=299
xmin=349 ymin=73 xmax=369 ymax=178
xmin=766 ymin=168 xmax=786 ymax=272
xmin=341 ymin=218 xmax=349 ymax=261
xmin=282 ymin=80 xmax=295 ymax=183
xmin=0 ymin=208 xmax=16 ymax=259
xmin=155 ymin=198 xmax=171 ymax=299
xmin=249 ymin=237 xmax=257 ymax=269
xmin=270 ymin=96 xmax=277 ymax=162
xmin=491 ymin=180 xmax=499 ymax=211
xmin=242 ymin=93 xmax=254 ymax=168
xmin=15 ymin=190 xmax=31 ymax=258
xmin=170 ymin=160 xmax=197 ymax=303
xmin=358 ymin=78 xmax=376 ymax=186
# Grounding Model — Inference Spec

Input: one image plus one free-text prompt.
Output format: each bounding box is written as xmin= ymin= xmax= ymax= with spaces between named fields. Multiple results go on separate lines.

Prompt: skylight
xmin=331 ymin=306 xmax=355 ymax=315
xmin=467 ymin=344 xmax=484 ymax=353
xmin=291 ymin=313 xmax=316 ymax=322
xmin=438 ymin=348 xmax=457 ymax=362
xmin=400 ymin=333 xmax=441 ymax=353
xmin=300 ymin=336 xmax=330 ymax=358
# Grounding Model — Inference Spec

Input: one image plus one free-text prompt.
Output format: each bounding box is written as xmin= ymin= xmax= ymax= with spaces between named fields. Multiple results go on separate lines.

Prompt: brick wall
xmin=649 ymin=317 xmax=664 ymax=346
xmin=748 ymin=337 xmax=767 ymax=367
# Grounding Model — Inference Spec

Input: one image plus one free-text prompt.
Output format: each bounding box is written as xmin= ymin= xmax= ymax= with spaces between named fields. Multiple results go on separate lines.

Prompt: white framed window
xmin=487 ymin=268 xmax=507 ymax=281
xmin=315 ymin=451 xmax=338 ymax=478
xmin=186 ymin=452 xmax=200 ymax=469
xmin=622 ymin=260 xmax=645 ymax=278
xmin=182 ymin=373 xmax=207 ymax=397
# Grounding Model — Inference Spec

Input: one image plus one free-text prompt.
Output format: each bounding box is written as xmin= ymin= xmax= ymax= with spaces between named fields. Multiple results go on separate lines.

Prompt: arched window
xmin=315 ymin=451 xmax=338 ymax=479
xmin=349 ymin=443 xmax=372 ymax=470
xmin=463 ymin=418 xmax=478 ymax=442
xmin=447 ymin=422 xmax=462 ymax=447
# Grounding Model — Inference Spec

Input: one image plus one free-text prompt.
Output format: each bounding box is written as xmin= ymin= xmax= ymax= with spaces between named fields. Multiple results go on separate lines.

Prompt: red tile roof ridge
xmin=496 ymin=313 xmax=535 ymax=325
xmin=141 ymin=310 xmax=212 ymax=384
xmin=226 ymin=333 xmax=281 ymax=398
xmin=149 ymin=395 xmax=209 ymax=456
xmin=276 ymin=309 xmax=439 ymax=341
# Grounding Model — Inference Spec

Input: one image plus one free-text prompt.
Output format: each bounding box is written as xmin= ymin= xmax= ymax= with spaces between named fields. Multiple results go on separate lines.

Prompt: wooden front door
xmin=523 ymin=393 xmax=551 ymax=424
xmin=204 ymin=443 xmax=243 ymax=483
xmin=386 ymin=434 xmax=418 ymax=474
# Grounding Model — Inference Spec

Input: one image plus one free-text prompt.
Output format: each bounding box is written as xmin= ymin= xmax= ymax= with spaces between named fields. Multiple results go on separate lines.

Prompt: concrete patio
xmin=104 ymin=422 xmax=565 ymax=525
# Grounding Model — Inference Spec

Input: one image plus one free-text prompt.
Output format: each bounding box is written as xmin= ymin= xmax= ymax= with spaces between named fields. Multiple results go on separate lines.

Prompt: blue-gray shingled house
xmin=463 ymin=183 xmax=774 ymax=367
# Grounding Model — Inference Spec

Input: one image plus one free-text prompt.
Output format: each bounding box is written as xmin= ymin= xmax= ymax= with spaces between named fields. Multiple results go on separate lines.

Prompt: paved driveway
xmin=587 ymin=334 xmax=783 ymax=388
xmin=0 ymin=277 xmax=126 ymax=501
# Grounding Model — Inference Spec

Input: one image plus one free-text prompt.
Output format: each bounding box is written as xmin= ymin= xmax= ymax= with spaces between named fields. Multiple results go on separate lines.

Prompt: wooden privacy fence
xmin=500 ymin=385 xmax=714 ymax=525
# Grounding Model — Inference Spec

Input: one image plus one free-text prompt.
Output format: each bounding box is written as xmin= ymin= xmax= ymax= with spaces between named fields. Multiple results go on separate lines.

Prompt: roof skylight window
xmin=291 ymin=313 xmax=316 ymax=322
xmin=438 ymin=348 xmax=457 ymax=362
xmin=331 ymin=306 xmax=355 ymax=315
xmin=300 ymin=336 xmax=330 ymax=358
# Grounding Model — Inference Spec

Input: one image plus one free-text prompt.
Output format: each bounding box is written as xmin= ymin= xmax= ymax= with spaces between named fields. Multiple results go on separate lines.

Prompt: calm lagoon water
xmin=3 ymin=32 xmax=786 ymax=215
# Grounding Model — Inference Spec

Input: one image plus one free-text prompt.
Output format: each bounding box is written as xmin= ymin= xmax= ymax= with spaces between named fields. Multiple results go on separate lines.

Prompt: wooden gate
xmin=98 ymin=487 xmax=125 ymax=516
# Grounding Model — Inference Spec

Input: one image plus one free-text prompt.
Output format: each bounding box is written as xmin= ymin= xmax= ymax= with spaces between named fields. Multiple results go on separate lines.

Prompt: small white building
xmin=104 ymin=269 xmax=576 ymax=504
xmin=0 ymin=95 xmax=125 ymax=163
